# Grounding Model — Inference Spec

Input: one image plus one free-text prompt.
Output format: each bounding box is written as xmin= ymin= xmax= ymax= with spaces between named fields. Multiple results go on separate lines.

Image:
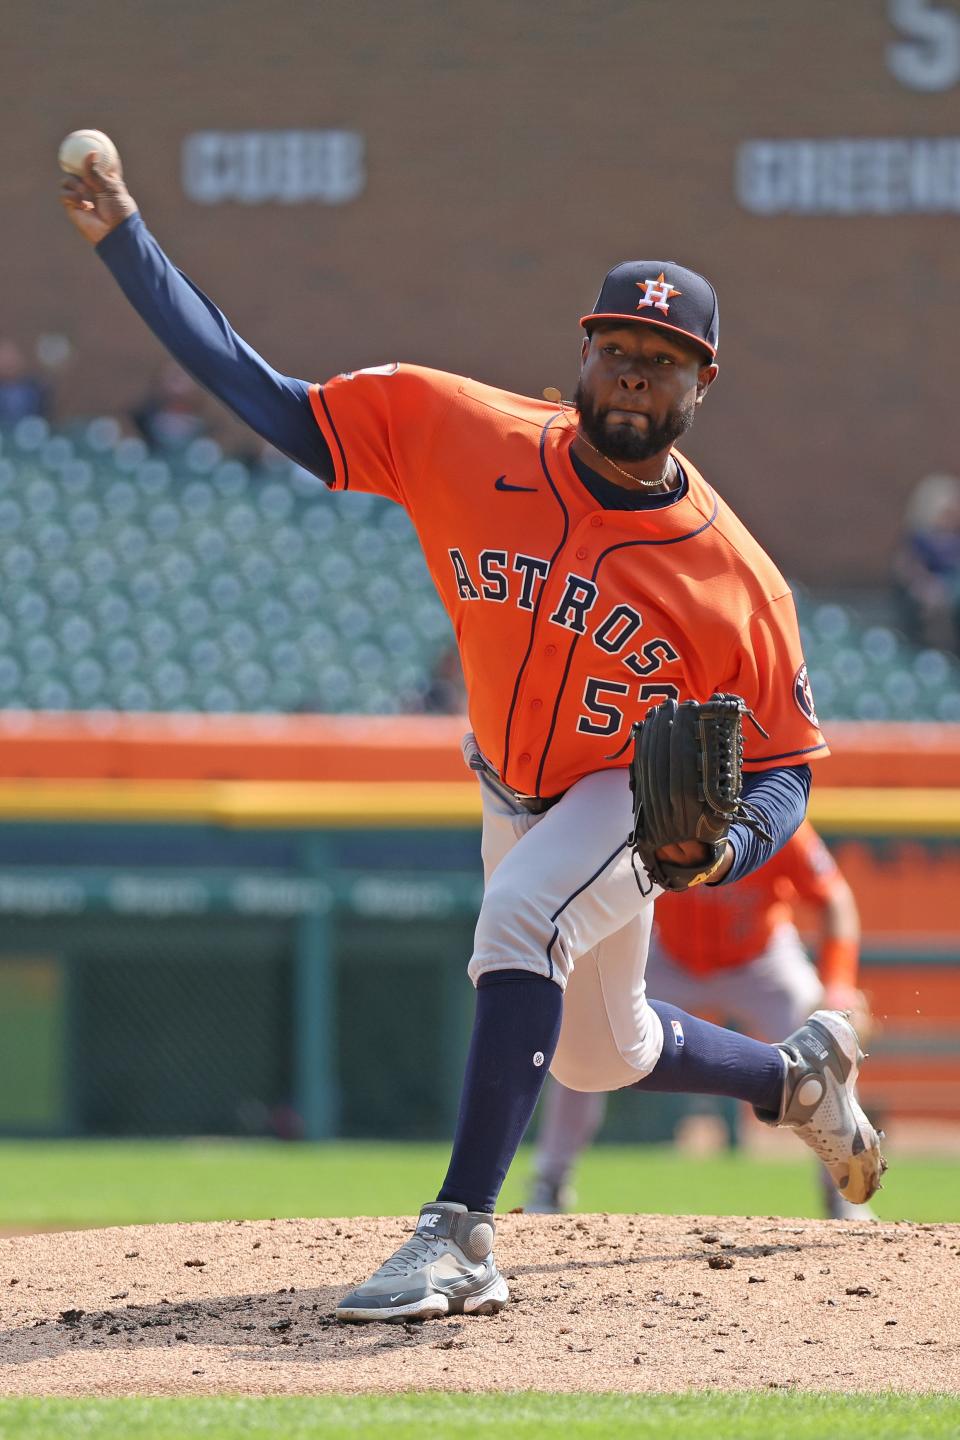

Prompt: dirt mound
xmin=0 ymin=1213 xmax=956 ymax=1395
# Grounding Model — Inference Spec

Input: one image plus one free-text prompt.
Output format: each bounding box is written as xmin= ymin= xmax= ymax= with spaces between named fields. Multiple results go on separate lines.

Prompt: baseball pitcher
xmin=60 ymin=147 xmax=885 ymax=1324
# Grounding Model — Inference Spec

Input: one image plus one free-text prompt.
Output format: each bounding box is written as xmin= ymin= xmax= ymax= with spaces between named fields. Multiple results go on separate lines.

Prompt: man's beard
xmin=573 ymin=380 xmax=696 ymax=462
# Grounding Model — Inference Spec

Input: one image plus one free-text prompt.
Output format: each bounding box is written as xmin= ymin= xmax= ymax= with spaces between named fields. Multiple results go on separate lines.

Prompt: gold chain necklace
xmin=544 ymin=388 xmax=677 ymax=492
xmin=575 ymin=430 xmax=677 ymax=491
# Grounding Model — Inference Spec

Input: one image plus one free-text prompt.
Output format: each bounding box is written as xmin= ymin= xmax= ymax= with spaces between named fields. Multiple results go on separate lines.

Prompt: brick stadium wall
xmin=4 ymin=0 xmax=959 ymax=582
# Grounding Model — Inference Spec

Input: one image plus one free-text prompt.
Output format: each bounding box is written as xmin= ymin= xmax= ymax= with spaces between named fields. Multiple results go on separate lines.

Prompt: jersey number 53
xmin=577 ymin=678 xmax=680 ymax=737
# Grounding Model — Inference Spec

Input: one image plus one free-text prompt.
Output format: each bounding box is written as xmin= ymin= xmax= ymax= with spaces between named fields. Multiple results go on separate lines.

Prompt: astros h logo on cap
xmin=636 ymin=272 xmax=682 ymax=315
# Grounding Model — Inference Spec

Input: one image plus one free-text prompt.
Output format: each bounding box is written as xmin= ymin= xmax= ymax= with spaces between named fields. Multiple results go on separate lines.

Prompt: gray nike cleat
xmin=755 ymin=1009 xmax=887 ymax=1206
xmin=335 ymin=1201 xmax=510 ymax=1323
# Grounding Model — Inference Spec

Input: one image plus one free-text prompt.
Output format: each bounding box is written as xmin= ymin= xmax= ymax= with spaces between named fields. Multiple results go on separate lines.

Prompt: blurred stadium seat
xmin=1 ymin=417 xmax=959 ymax=717
xmin=796 ymin=586 xmax=960 ymax=723
xmin=0 ymin=419 xmax=453 ymax=714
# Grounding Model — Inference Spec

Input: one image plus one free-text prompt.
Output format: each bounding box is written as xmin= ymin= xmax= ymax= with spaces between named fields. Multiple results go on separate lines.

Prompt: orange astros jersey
xmin=654 ymin=821 xmax=842 ymax=974
xmin=309 ymin=365 xmax=827 ymax=798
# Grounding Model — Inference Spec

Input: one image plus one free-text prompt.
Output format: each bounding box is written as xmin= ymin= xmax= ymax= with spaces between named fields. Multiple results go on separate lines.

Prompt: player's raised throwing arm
xmin=59 ymin=148 xmax=333 ymax=482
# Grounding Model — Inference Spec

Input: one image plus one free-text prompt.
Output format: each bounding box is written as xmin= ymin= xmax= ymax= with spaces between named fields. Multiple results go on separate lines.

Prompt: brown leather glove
xmin=628 ymin=693 xmax=771 ymax=891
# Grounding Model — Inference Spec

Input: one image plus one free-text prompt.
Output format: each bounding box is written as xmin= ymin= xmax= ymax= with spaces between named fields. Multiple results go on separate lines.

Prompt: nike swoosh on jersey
xmin=494 ymin=475 xmax=538 ymax=493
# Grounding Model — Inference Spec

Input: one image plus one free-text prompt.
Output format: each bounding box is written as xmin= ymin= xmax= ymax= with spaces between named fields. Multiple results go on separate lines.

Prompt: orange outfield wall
xmin=0 ymin=712 xmax=958 ymax=787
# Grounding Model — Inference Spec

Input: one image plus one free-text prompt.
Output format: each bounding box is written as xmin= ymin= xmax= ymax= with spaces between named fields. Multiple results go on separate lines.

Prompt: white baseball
xmin=58 ymin=128 xmax=119 ymax=177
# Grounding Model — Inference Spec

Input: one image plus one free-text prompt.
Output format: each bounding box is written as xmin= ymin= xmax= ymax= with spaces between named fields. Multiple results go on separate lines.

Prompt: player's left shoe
xmin=335 ymin=1202 xmax=510 ymax=1323
xmin=757 ymin=1008 xmax=886 ymax=1205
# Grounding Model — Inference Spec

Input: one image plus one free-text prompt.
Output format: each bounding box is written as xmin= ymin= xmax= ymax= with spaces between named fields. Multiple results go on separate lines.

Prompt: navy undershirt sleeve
xmin=96 ymin=213 xmax=333 ymax=482
xmin=717 ymin=763 xmax=811 ymax=885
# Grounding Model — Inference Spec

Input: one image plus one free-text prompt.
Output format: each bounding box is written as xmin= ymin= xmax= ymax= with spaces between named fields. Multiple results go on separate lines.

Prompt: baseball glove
xmin=626 ymin=693 xmax=773 ymax=892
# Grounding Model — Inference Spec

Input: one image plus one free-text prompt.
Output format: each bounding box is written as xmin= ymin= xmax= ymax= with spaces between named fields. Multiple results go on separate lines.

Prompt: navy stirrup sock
xmin=636 ymin=999 xmax=785 ymax=1113
xmin=438 ymin=970 xmax=563 ymax=1214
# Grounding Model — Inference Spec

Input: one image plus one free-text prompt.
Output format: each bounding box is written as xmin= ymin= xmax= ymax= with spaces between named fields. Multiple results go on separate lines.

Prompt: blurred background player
xmin=0 ymin=337 xmax=50 ymax=424
xmin=528 ymin=820 xmax=872 ymax=1220
xmin=892 ymin=473 xmax=960 ymax=657
xmin=130 ymin=362 xmax=210 ymax=453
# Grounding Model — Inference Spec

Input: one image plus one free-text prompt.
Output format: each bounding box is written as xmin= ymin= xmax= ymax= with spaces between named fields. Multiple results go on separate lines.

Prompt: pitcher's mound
xmin=0 ymin=1213 xmax=956 ymax=1395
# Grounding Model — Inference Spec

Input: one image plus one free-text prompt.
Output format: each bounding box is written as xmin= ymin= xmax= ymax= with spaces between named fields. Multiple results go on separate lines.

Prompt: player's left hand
xmin=59 ymin=152 xmax=138 ymax=247
xmin=656 ymin=839 xmax=734 ymax=882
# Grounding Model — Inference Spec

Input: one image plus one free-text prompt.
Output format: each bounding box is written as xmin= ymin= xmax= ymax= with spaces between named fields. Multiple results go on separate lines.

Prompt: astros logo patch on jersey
xmin=793 ymin=663 xmax=819 ymax=725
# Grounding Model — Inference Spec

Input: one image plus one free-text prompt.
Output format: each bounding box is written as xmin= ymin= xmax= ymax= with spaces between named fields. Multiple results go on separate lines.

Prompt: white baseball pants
xmin=465 ymin=738 xmax=664 ymax=1092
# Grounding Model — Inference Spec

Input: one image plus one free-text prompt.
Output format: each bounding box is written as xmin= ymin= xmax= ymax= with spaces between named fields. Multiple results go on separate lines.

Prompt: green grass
xmin=0 ymin=1393 xmax=957 ymax=1439
xmin=0 ymin=1140 xmax=955 ymax=1229
xmin=1 ymin=1150 xmax=951 ymax=1435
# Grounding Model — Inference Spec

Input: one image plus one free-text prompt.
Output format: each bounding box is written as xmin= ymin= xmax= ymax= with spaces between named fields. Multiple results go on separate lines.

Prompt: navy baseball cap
xmin=580 ymin=260 xmax=719 ymax=359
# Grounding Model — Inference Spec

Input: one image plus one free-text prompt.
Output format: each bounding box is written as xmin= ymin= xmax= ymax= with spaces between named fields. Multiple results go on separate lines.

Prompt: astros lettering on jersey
xmin=310 ymin=365 xmax=827 ymax=799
